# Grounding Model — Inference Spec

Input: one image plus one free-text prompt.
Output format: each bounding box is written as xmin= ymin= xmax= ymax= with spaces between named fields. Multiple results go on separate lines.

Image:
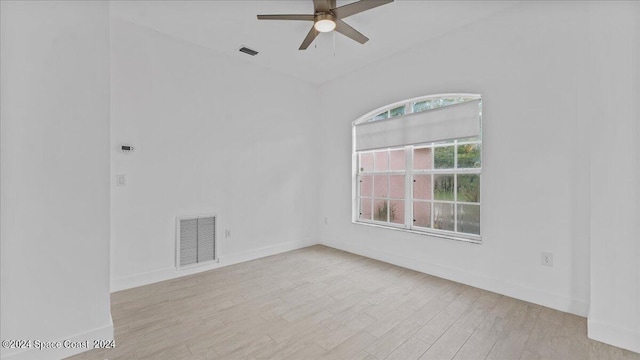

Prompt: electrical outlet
xmin=225 ymin=229 xmax=231 ymax=238
xmin=541 ymin=252 xmax=553 ymax=267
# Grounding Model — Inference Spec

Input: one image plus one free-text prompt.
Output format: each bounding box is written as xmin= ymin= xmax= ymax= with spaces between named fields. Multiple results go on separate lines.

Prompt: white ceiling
xmin=110 ymin=1 xmax=518 ymax=84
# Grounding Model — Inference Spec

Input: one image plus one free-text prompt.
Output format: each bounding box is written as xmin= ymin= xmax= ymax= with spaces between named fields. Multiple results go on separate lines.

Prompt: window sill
xmin=352 ymin=220 xmax=482 ymax=244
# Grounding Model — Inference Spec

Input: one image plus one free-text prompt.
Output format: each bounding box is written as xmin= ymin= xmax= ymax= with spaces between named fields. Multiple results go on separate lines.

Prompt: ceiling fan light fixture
xmin=314 ymin=14 xmax=336 ymax=33
xmin=256 ymin=0 xmax=394 ymax=49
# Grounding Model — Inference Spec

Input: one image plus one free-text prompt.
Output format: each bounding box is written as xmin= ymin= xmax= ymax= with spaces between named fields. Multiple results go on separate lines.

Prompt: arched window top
xmin=353 ymin=93 xmax=482 ymax=125
xmin=353 ymin=93 xmax=482 ymax=152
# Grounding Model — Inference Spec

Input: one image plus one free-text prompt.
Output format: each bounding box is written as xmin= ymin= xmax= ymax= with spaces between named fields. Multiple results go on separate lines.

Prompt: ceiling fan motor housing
xmin=314 ymin=13 xmax=336 ymax=32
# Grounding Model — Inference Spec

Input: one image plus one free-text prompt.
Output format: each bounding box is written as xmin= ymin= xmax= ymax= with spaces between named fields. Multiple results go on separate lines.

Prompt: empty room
xmin=1 ymin=0 xmax=639 ymax=359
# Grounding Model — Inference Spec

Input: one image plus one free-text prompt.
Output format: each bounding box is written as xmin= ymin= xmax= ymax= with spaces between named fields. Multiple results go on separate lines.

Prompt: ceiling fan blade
xmin=332 ymin=0 xmax=394 ymax=19
xmin=313 ymin=0 xmax=331 ymax=12
xmin=299 ymin=26 xmax=320 ymax=50
xmin=257 ymin=14 xmax=315 ymax=21
xmin=334 ymin=19 xmax=369 ymax=44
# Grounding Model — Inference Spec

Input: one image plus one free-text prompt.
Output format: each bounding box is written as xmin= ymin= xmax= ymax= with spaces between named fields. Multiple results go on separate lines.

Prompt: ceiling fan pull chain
xmin=333 ymin=32 xmax=336 ymax=57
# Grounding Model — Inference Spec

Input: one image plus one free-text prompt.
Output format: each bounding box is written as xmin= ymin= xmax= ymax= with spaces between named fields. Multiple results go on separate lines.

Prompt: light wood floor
xmin=68 ymin=245 xmax=640 ymax=360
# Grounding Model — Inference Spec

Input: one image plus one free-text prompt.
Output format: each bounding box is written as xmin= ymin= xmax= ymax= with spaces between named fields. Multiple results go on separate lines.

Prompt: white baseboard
xmin=1 ymin=321 xmax=113 ymax=360
xmin=111 ymin=238 xmax=318 ymax=292
xmin=321 ymin=237 xmax=589 ymax=317
xmin=588 ymin=319 xmax=640 ymax=354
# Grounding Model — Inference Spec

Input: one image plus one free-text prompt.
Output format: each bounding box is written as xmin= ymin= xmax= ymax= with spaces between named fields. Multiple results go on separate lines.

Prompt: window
xmin=358 ymin=148 xmax=407 ymax=225
xmin=353 ymin=94 xmax=482 ymax=242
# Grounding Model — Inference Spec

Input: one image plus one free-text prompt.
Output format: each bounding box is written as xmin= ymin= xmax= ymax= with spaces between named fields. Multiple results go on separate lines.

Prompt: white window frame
xmin=352 ymin=94 xmax=482 ymax=243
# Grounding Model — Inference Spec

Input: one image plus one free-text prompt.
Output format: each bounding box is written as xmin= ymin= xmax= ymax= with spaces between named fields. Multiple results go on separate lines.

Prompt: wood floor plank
xmin=411 ymin=296 xmax=453 ymax=326
xmin=452 ymin=292 xmax=502 ymax=332
xmin=452 ymin=315 xmax=506 ymax=360
xmin=321 ymin=331 xmax=378 ymax=360
xmin=364 ymin=304 xmax=416 ymax=337
xmin=385 ymin=337 xmax=431 ymax=360
xmin=256 ymin=323 xmax=331 ymax=360
xmin=281 ymin=343 xmax=327 ymax=360
xmin=485 ymin=302 xmax=541 ymax=360
xmin=418 ymin=326 xmax=473 ymax=360
xmin=551 ymin=313 xmax=590 ymax=360
xmin=413 ymin=287 xmax=482 ymax=345
xmin=64 ymin=245 xmax=640 ymax=360
xmin=352 ymin=351 xmax=379 ymax=360
xmin=213 ymin=334 xmax=273 ymax=359
xmin=268 ymin=312 xmax=333 ymax=344
xmin=520 ymin=315 xmax=564 ymax=359
xmin=365 ymin=319 xmax=422 ymax=359
xmin=315 ymin=313 xmax=376 ymax=350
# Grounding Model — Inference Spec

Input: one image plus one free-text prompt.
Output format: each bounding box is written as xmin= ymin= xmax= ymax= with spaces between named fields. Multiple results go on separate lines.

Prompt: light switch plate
xmin=116 ymin=174 xmax=126 ymax=187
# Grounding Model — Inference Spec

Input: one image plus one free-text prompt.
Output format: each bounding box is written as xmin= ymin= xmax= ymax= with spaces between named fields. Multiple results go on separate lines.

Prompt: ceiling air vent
xmin=239 ymin=46 xmax=259 ymax=56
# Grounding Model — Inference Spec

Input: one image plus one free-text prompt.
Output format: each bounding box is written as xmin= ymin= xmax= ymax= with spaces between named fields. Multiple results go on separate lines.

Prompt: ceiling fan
xmin=257 ymin=0 xmax=394 ymax=50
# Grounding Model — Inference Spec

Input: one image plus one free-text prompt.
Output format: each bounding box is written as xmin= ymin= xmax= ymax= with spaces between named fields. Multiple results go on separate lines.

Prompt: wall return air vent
xmin=176 ymin=215 xmax=217 ymax=269
xmin=239 ymin=46 xmax=259 ymax=56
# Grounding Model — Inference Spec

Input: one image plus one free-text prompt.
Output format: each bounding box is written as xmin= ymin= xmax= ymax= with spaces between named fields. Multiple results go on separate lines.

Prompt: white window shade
xmin=354 ymin=99 xmax=481 ymax=151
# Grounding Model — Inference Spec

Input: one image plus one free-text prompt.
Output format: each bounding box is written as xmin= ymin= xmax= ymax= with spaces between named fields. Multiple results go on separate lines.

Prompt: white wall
xmin=109 ymin=19 xmax=321 ymax=291
xmin=0 ymin=2 xmax=113 ymax=360
xmin=587 ymin=2 xmax=640 ymax=353
xmin=319 ymin=2 xmax=594 ymax=316
xmin=2 ymin=1 xmax=636 ymax=357
xmin=319 ymin=1 xmax=640 ymax=353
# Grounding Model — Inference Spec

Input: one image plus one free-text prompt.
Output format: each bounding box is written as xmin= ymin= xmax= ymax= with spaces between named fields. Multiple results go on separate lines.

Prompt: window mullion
xmin=405 ymin=146 xmax=413 ymax=229
xmin=356 ymin=154 xmax=360 ymax=221
xmin=386 ymin=149 xmax=390 ymax=223
xmin=453 ymin=174 xmax=458 ymax=233
xmin=431 ymin=147 xmax=435 ymax=229
xmin=454 ymin=142 xmax=458 ymax=233
xmin=356 ymin=173 xmax=361 ymax=220
xmin=387 ymin=174 xmax=390 ymax=223
xmin=370 ymin=193 xmax=374 ymax=222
